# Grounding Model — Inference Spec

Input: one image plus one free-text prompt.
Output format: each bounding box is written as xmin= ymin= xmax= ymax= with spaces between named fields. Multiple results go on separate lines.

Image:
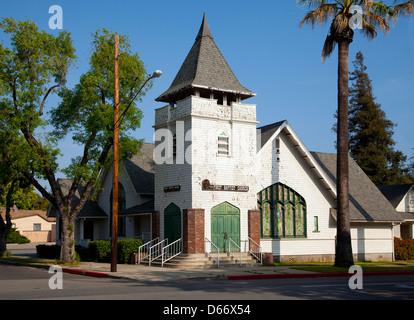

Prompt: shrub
xmin=394 ymin=237 xmax=414 ymax=261
xmin=6 ymin=228 xmax=30 ymax=244
xmin=88 ymin=240 xmax=111 ymax=262
xmin=117 ymin=238 xmax=143 ymax=264
xmin=88 ymin=239 xmax=143 ymax=264
xmin=75 ymin=245 xmax=90 ymax=262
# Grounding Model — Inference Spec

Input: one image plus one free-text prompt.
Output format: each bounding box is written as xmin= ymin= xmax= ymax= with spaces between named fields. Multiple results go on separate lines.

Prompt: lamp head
xmin=152 ymin=70 xmax=162 ymax=78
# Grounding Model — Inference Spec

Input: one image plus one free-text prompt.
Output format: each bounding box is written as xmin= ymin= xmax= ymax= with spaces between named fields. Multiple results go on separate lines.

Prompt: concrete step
xmin=139 ymin=252 xmax=260 ymax=269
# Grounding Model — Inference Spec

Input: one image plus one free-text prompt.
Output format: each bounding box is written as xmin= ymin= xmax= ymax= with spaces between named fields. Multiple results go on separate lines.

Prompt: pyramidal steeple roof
xmin=156 ymin=13 xmax=255 ymax=103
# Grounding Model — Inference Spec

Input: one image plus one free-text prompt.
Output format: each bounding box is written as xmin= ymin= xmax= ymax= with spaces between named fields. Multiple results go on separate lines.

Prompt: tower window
xmin=173 ymin=134 xmax=177 ymax=158
xmin=218 ymin=132 xmax=229 ymax=156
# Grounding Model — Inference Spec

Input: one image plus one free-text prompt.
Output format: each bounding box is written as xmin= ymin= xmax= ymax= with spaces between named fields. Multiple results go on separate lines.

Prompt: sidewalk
xmin=60 ymin=262 xmax=320 ymax=282
xmin=4 ymin=243 xmax=414 ymax=282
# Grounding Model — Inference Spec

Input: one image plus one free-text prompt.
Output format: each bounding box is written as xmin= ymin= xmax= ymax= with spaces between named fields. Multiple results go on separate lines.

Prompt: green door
xmin=211 ymin=202 xmax=240 ymax=252
xmin=164 ymin=203 xmax=181 ymax=243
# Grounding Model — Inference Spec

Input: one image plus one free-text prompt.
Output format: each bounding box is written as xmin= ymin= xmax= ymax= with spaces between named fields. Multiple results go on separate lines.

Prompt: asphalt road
xmin=1 ymin=263 xmax=414 ymax=302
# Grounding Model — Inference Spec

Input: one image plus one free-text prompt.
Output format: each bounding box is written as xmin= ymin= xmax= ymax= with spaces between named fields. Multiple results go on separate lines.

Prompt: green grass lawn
xmin=275 ymin=261 xmax=414 ymax=273
xmin=0 ymin=256 xmax=55 ymax=265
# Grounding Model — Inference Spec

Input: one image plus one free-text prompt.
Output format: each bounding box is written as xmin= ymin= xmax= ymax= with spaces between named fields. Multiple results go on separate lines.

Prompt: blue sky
xmin=1 ymin=0 xmax=413 ymax=183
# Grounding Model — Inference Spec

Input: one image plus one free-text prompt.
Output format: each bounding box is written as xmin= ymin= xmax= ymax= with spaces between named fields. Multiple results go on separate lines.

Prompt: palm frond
xmin=322 ymin=33 xmax=336 ymax=63
xmin=394 ymin=0 xmax=414 ymax=16
xmin=361 ymin=19 xmax=378 ymax=40
xmin=371 ymin=1 xmax=398 ymax=24
xmin=299 ymin=3 xmax=339 ymax=28
xmin=297 ymin=0 xmax=331 ymax=10
xmin=364 ymin=10 xmax=391 ymax=34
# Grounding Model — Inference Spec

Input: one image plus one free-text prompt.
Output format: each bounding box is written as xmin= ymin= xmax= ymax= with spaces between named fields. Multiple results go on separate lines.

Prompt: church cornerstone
xmin=183 ymin=209 xmax=205 ymax=254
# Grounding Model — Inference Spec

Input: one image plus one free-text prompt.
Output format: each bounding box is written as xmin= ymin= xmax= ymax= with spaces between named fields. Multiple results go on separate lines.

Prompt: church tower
xmin=154 ymin=14 xmax=260 ymax=254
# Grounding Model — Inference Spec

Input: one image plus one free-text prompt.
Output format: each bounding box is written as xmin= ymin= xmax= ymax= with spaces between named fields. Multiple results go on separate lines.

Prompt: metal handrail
xmin=149 ymin=238 xmax=168 ymax=266
xmin=248 ymin=237 xmax=262 ymax=265
xmin=205 ymin=237 xmax=220 ymax=267
xmin=228 ymin=237 xmax=242 ymax=266
xmin=162 ymin=238 xmax=182 ymax=267
xmin=138 ymin=237 xmax=159 ymax=264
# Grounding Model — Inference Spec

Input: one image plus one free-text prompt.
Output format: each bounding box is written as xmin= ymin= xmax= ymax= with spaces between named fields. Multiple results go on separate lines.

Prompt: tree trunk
xmin=0 ymin=181 xmax=14 ymax=257
xmin=59 ymin=212 xmax=76 ymax=264
xmin=335 ymin=39 xmax=354 ymax=268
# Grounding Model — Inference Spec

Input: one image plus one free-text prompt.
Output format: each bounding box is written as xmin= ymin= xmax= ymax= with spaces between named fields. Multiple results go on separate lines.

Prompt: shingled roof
xmin=156 ymin=13 xmax=255 ymax=103
xmin=123 ymin=143 xmax=155 ymax=195
xmin=47 ymin=179 xmax=107 ymax=218
xmin=311 ymin=152 xmax=402 ymax=223
xmin=378 ymin=184 xmax=413 ymax=208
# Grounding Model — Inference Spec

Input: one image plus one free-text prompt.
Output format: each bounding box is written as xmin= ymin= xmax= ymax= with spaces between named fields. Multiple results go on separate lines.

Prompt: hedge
xmin=394 ymin=237 xmax=414 ymax=261
xmin=86 ymin=239 xmax=143 ymax=264
xmin=36 ymin=238 xmax=143 ymax=264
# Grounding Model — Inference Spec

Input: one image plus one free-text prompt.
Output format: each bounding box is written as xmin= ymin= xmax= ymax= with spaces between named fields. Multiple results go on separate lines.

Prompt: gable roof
xmin=259 ymin=120 xmax=401 ymax=223
xmin=0 ymin=209 xmax=55 ymax=223
xmin=119 ymin=200 xmax=155 ymax=216
xmin=123 ymin=142 xmax=155 ymax=195
xmin=257 ymin=120 xmax=286 ymax=149
xmin=156 ymin=13 xmax=255 ymax=103
xmin=47 ymin=179 xmax=107 ymax=219
xmin=48 ymin=143 xmax=155 ymax=218
xmin=258 ymin=120 xmax=337 ymax=200
xmin=378 ymin=184 xmax=413 ymax=208
xmin=312 ymin=152 xmax=402 ymax=223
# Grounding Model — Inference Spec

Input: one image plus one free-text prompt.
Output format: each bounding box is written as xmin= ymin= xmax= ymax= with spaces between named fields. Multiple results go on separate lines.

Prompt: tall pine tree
xmin=348 ymin=51 xmax=412 ymax=185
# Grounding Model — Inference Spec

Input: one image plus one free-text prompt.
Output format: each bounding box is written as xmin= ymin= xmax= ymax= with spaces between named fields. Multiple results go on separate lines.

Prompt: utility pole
xmin=111 ymin=34 xmax=119 ymax=273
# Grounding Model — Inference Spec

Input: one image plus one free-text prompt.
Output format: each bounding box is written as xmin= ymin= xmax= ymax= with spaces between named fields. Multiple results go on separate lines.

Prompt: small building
xmin=1 ymin=208 xmax=56 ymax=243
xmin=379 ymin=184 xmax=414 ymax=239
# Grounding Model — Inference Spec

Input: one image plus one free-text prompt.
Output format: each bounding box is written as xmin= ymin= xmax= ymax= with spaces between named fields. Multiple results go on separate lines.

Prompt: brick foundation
xmin=183 ymin=208 xmax=205 ymax=254
xmin=248 ymin=209 xmax=260 ymax=245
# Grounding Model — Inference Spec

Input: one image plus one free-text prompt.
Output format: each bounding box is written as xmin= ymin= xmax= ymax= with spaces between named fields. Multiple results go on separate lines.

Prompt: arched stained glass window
xmin=257 ymin=183 xmax=307 ymax=238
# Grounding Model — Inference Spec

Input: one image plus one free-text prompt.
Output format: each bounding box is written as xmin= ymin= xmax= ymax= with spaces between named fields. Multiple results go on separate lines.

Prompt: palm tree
xmin=298 ymin=0 xmax=395 ymax=268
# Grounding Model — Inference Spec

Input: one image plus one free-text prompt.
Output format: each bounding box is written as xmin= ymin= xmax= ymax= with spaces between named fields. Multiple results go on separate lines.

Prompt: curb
xmin=227 ymin=270 xmax=414 ymax=280
xmin=0 ymin=260 xmax=118 ymax=279
xmin=61 ymin=268 xmax=110 ymax=278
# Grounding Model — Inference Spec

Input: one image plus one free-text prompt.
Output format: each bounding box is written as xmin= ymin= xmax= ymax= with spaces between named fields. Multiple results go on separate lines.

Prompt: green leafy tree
xmin=347 ymin=51 xmax=412 ymax=185
xmin=0 ymin=19 xmax=154 ymax=263
xmin=298 ymin=0 xmax=397 ymax=267
xmin=0 ymin=183 xmax=49 ymax=210
xmin=0 ymin=133 xmax=36 ymax=255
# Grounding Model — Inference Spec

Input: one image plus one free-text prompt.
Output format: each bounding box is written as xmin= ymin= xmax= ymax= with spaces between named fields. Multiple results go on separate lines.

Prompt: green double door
xmin=211 ymin=202 xmax=240 ymax=252
xmin=164 ymin=203 xmax=181 ymax=243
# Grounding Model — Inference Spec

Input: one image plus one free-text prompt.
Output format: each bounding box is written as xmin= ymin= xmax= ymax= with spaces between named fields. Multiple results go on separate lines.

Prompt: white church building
xmin=50 ymin=14 xmax=405 ymax=263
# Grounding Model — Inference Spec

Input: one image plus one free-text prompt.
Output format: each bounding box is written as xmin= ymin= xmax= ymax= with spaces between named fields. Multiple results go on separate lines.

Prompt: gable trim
xmin=258 ymin=120 xmax=337 ymax=199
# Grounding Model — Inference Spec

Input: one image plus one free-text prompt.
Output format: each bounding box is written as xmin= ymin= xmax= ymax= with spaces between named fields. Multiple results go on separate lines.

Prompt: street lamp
xmin=111 ymin=34 xmax=162 ymax=272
